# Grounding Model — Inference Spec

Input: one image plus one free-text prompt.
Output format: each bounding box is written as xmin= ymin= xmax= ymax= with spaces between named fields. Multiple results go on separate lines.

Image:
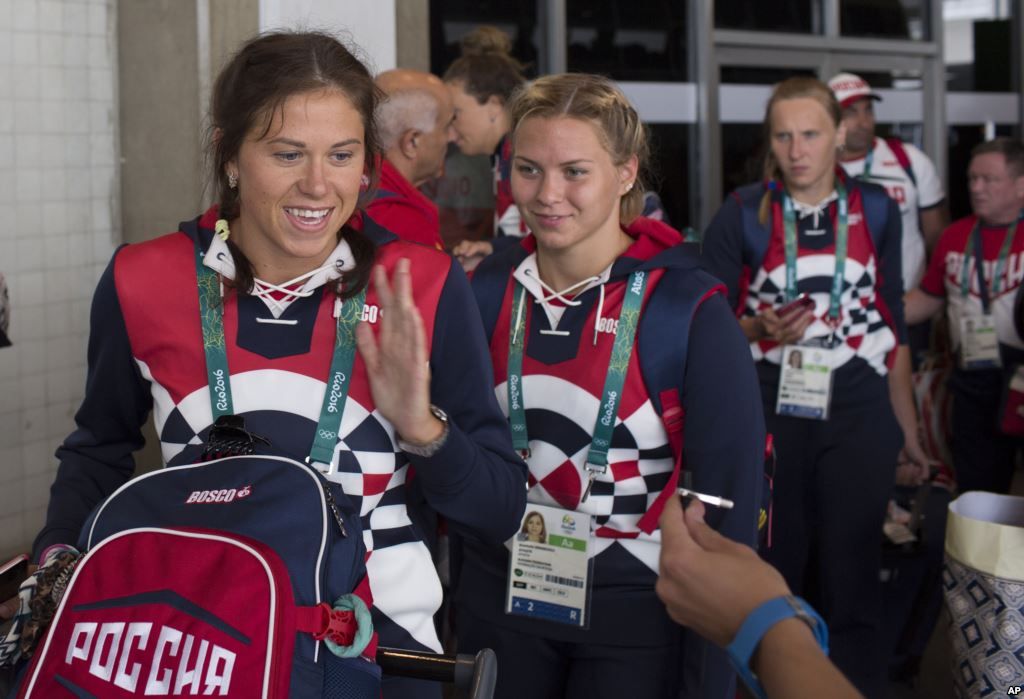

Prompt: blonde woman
xmin=700 ymin=76 xmax=926 ymax=697
xmin=457 ymin=73 xmax=764 ymax=699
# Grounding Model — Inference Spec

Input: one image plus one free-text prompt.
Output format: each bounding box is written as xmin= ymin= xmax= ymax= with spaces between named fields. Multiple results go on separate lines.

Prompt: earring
xmin=227 ymin=171 xmax=238 ymax=189
xmin=625 ymin=182 xmax=634 ymax=193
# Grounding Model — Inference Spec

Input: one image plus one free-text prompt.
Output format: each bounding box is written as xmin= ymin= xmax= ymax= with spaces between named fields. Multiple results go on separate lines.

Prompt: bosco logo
xmin=361 ymin=304 xmax=380 ymax=323
xmin=185 ymin=486 xmax=251 ymax=505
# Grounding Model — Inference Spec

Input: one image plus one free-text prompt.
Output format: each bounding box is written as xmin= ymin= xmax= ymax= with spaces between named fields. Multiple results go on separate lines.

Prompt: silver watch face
xmin=429 ymin=405 xmax=448 ymax=423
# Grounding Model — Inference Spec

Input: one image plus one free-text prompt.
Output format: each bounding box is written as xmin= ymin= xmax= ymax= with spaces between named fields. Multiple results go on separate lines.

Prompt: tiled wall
xmin=0 ymin=0 xmax=119 ymax=559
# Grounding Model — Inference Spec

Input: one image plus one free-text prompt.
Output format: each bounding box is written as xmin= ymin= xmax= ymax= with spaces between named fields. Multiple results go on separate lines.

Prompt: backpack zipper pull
xmin=323 ymin=486 xmax=348 ymax=537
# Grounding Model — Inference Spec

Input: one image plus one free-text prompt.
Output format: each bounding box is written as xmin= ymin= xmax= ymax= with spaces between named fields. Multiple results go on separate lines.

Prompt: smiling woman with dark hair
xmin=23 ymin=31 xmax=526 ymax=699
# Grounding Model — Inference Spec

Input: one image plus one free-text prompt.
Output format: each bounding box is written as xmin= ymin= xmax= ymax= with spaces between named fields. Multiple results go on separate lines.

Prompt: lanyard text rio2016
xmin=194 ymin=242 xmax=365 ymax=467
xmin=506 ymin=270 xmax=649 ymax=503
xmin=782 ymin=181 xmax=849 ymax=325
xmin=959 ymin=214 xmax=1022 ymax=315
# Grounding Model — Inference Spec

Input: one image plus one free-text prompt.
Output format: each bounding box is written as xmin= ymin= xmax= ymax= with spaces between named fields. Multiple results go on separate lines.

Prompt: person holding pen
xmin=657 ymin=493 xmax=864 ymax=699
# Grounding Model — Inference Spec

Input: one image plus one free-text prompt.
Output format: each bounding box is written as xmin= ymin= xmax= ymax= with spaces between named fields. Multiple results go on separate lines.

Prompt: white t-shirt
xmin=840 ymin=138 xmax=945 ymax=291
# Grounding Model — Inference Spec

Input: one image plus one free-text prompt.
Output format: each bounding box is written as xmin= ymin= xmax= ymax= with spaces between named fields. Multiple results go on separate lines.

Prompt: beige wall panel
xmin=118 ymin=0 xmax=203 ymax=244
xmin=210 ymin=0 xmax=260 ymax=81
xmin=395 ymin=0 xmax=429 ymax=71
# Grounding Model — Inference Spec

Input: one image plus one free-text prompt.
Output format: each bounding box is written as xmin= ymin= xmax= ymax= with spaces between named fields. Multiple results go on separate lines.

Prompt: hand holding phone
xmin=776 ymin=293 xmax=815 ymax=318
xmin=756 ymin=294 xmax=816 ymax=345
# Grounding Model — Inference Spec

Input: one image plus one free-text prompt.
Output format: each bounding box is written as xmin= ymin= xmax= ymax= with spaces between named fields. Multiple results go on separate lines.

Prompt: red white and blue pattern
xmin=745 ymin=194 xmax=898 ymax=375
xmin=104 ymin=212 xmax=456 ymax=655
xmin=489 ymin=265 xmax=673 ymax=572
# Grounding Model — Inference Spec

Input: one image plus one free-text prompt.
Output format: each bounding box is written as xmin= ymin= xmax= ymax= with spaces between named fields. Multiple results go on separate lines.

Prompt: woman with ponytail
xmin=700 ymin=76 xmax=928 ymax=697
xmin=31 ymin=31 xmax=527 ymax=699
xmin=444 ymin=27 xmax=527 ymax=238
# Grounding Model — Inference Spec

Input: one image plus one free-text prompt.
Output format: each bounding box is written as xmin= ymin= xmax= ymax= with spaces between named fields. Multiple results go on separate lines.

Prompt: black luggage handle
xmin=375 ymin=647 xmax=497 ymax=699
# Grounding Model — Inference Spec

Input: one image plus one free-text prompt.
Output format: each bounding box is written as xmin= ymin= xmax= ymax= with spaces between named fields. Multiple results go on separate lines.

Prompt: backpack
xmin=14 ymin=454 xmax=379 ymax=699
xmin=885 ymin=137 xmax=917 ymax=188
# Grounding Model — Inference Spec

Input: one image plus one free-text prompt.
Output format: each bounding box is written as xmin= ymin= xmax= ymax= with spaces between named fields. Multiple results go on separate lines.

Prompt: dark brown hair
xmin=971 ymin=137 xmax=1024 ymax=178
xmin=209 ymin=31 xmax=380 ymax=298
xmin=442 ymin=26 xmax=525 ymax=104
xmin=507 ymin=73 xmax=650 ymax=224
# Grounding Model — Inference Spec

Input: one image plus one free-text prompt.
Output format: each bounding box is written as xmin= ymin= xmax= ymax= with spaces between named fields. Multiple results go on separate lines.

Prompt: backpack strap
xmin=634 ymin=255 xmax=723 ymax=534
xmin=885 ymin=137 xmax=917 ymax=188
xmin=470 ymin=241 xmax=528 ymax=339
xmin=735 ymin=184 xmax=775 ymax=277
xmin=857 ymin=181 xmax=893 ymax=250
xmin=296 ymin=593 xmax=374 ymax=659
xmin=633 ymin=387 xmax=687 ymax=534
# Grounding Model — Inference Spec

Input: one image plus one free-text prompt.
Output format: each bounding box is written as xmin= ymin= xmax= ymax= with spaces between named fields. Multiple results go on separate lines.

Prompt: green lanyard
xmin=959 ymin=216 xmax=1021 ymax=314
xmin=506 ymin=270 xmax=649 ymax=503
xmin=194 ymin=243 xmax=365 ymax=467
xmin=782 ymin=181 xmax=849 ymax=324
xmin=858 ymin=146 xmax=874 ymax=181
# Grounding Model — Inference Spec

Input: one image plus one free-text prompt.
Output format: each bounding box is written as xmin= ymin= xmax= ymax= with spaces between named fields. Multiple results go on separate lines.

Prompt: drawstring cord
xmin=250 ymin=262 xmax=338 ymax=324
xmin=522 ymin=267 xmax=604 ymax=339
xmin=791 ymin=190 xmax=839 ymax=230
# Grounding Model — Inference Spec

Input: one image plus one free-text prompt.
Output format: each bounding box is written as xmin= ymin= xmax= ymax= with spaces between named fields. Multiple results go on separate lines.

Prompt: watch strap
xmin=396 ymin=405 xmax=450 ymax=457
xmin=726 ymin=595 xmax=829 ymax=699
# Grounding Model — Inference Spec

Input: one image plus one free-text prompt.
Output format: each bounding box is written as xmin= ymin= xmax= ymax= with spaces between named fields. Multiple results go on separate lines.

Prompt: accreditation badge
xmin=960 ymin=314 xmax=1001 ymax=370
xmin=505 ymin=504 xmax=593 ymax=628
xmin=776 ymin=344 xmax=837 ymax=420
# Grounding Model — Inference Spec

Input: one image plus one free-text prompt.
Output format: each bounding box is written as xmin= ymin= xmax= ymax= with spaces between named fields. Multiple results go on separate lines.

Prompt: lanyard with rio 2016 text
xmin=959 ymin=214 xmax=1022 ymax=315
xmin=782 ymin=181 xmax=849 ymax=326
xmin=507 ymin=270 xmax=649 ymax=503
xmin=194 ymin=243 xmax=365 ymax=467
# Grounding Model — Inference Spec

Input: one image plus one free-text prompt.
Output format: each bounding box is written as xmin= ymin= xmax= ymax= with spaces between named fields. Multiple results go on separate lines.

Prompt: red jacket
xmin=365 ymin=159 xmax=444 ymax=249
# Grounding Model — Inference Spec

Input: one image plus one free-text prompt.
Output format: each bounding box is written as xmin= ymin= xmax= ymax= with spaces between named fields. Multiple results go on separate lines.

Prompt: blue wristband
xmin=725 ymin=595 xmax=829 ymax=699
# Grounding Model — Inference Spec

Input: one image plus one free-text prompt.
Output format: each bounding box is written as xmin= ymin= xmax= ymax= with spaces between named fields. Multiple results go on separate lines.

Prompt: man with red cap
xmin=828 ymin=73 xmax=948 ymax=316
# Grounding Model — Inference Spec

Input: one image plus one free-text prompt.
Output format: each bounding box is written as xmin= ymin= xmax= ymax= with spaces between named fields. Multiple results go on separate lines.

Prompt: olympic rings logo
xmin=318 ymin=430 xmax=337 ymax=440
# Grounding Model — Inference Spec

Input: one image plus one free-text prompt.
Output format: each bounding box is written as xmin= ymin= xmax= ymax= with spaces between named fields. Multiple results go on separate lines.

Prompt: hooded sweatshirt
xmin=35 ymin=207 xmax=527 ymax=655
xmin=460 ymin=217 xmax=765 ymax=698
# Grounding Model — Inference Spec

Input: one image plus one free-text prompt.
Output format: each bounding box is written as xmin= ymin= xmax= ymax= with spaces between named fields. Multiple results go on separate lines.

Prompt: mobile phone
xmin=777 ymin=293 xmax=815 ymax=318
xmin=0 ymin=553 xmax=29 ymax=600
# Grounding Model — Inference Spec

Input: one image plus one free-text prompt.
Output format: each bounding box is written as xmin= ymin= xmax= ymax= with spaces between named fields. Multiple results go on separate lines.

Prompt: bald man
xmin=367 ymin=69 xmax=456 ymax=249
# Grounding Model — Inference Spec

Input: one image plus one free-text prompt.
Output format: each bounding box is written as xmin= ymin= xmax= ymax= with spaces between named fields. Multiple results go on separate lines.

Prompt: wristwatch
xmin=396 ymin=405 xmax=450 ymax=457
xmin=726 ymin=595 xmax=829 ymax=699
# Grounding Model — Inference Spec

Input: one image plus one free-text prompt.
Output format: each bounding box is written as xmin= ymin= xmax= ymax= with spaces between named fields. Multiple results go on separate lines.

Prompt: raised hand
xmin=354 ymin=259 xmax=444 ymax=446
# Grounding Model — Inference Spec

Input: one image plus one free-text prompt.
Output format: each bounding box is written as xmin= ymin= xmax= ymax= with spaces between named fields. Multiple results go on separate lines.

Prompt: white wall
xmin=258 ymin=0 xmax=397 ymax=73
xmin=0 ymin=0 xmax=119 ymax=559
